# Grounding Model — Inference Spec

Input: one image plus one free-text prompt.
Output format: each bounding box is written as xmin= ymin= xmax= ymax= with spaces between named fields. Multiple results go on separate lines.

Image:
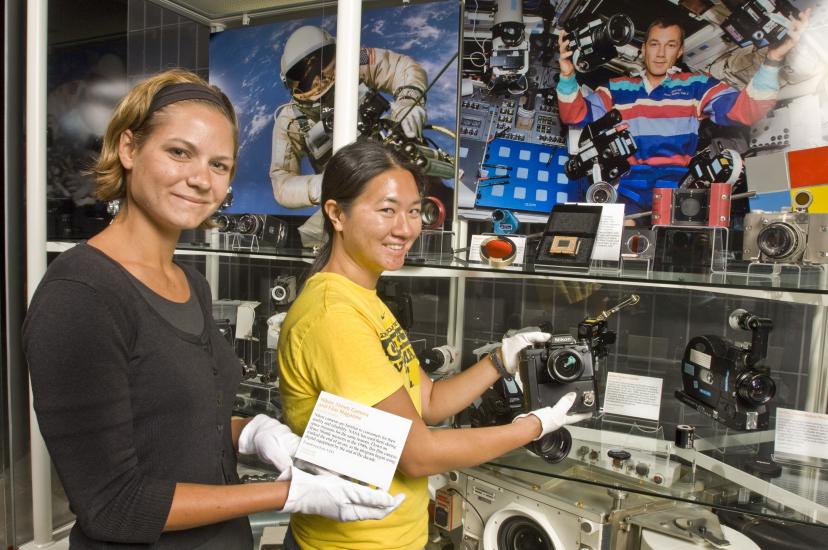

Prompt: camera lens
xmin=587 ymin=182 xmax=617 ymax=204
xmin=757 ymin=222 xmax=801 ymax=261
xmin=626 ymin=233 xmax=650 ymax=255
xmin=606 ymin=14 xmax=635 ymax=46
xmin=214 ymin=215 xmax=234 ymax=232
xmin=496 ymin=516 xmax=553 ymax=550
xmin=678 ymin=196 xmax=702 ymax=218
xmin=547 ymin=350 xmax=584 ymax=382
xmin=736 ymin=372 xmax=776 ymax=406
xmin=236 ymin=214 xmax=261 ymax=235
xmin=529 ymin=427 xmax=572 ymax=464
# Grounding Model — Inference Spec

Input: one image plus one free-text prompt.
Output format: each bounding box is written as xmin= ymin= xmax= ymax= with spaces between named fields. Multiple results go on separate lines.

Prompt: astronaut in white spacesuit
xmin=270 ymin=25 xmax=428 ymax=244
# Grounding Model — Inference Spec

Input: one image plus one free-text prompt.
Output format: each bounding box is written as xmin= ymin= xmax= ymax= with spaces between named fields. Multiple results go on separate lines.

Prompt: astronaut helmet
xmin=280 ymin=25 xmax=337 ymax=104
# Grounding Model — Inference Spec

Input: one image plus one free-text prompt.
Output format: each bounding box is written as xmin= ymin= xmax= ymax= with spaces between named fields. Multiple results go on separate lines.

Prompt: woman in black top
xmin=23 ymin=69 xmax=402 ymax=549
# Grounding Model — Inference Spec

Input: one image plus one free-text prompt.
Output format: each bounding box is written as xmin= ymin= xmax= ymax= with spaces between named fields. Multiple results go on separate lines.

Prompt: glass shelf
xmin=486 ymin=426 xmax=828 ymax=528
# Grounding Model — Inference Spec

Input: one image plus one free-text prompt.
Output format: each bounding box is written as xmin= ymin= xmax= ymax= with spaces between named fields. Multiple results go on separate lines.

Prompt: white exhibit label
xmin=775 ymin=408 xmax=828 ymax=460
xmin=294 ymin=391 xmax=412 ymax=491
xmin=572 ymin=202 xmax=625 ymax=261
xmin=602 ymin=372 xmax=663 ymax=421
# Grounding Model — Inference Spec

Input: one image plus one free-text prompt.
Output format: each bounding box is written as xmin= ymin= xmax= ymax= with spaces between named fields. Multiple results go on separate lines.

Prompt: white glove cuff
xmin=512 ymin=412 xmax=544 ymax=441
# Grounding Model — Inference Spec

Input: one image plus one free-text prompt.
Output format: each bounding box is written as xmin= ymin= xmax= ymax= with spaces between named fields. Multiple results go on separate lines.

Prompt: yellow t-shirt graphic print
xmin=278 ymin=272 xmax=426 ymax=550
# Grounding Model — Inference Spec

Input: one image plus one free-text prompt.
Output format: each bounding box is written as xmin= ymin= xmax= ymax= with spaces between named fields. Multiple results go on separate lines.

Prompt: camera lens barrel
xmin=529 ymin=428 xmax=573 ymax=464
xmin=546 ymin=349 xmax=584 ymax=382
xmin=736 ymin=371 xmax=776 ymax=406
xmin=757 ymin=222 xmax=805 ymax=262
xmin=675 ymin=425 xmax=695 ymax=449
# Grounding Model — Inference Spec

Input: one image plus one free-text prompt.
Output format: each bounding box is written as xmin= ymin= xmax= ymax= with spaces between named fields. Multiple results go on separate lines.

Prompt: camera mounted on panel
xmin=562 ymin=13 xmax=635 ymax=73
xmin=676 ymin=308 xmax=776 ymax=431
xmin=742 ymin=190 xmax=828 ymax=264
xmin=564 ymin=109 xmax=637 ymax=204
xmin=652 ymin=146 xmax=744 ymax=228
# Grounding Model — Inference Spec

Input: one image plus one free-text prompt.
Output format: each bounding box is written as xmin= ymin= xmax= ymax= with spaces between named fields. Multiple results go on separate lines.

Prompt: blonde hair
xmin=93 ymin=69 xmax=239 ymax=203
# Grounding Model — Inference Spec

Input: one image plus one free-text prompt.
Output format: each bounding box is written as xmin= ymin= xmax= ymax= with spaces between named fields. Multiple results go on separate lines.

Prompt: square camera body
xmin=519 ymin=334 xmax=598 ymax=416
xmin=742 ymin=210 xmax=828 ymax=264
xmin=652 ymin=183 xmax=732 ymax=228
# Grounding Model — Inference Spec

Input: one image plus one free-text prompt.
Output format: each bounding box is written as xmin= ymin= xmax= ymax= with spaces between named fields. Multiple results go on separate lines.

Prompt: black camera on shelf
xmin=565 ymin=109 xmax=637 ymax=201
xmin=215 ymin=214 xmax=288 ymax=247
xmin=271 ymin=275 xmax=297 ymax=306
xmin=563 ymin=13 xmax=635 ymax=72
xmin=720 ymin=0 xmax=798 ymax=47
xmin=676 ymin=308 xmax=776 ymax=431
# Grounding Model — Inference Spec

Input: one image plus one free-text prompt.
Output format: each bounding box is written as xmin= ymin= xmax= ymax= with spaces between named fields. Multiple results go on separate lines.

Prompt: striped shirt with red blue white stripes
xmin=556 ymin=65 xmax=780 ymax=168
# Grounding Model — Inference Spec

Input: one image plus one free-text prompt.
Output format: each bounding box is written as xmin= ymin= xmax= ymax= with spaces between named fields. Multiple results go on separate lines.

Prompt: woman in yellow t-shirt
xmin=278 ymin=141 xmax=588 ymax=550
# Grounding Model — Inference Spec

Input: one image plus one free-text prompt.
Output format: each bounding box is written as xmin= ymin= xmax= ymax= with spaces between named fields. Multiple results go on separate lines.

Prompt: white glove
xmin=390 ymin=98 xmax=426 ymax=139
xmin=283 ymin=467 xmax=406 ymax=522
xmin=500 ymin=331 xmax=551 ymax=375
xmin=514 ymin=392 xmax=592 ymax=440
xmin=238 ymin=415 xmax=301 ymax=480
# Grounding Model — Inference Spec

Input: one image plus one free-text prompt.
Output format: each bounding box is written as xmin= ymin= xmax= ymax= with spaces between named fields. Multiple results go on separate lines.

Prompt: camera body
xmin=676 ymin=335 xmax=775 ymax=430
xmin=565 ymin=109 xmax=637 ymax=192
xmin=519 ymin=334 xmax=598 ymax=416
xmin=742 ymin=209 xmax=828 ymax=264
xmin=216 ymin=214 xmax=288 ymax=247
xmin=721 ymin=0 xmax=798 ymax=47
xmin=563 ymin=14 xmax=635 ymax=73
xmin=676 ymin=309 xmax=775 ymax=431
xmin=651 ymin=183 xmax=732 ymax=228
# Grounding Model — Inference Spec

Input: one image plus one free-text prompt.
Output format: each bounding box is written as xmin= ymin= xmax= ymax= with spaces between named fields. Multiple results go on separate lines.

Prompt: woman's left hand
xmin=238 ymin=414 xmax=301 ymax=479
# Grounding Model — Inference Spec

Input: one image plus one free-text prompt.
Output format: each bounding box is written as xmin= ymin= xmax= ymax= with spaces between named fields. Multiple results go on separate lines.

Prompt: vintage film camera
xmin=742 ymin=190 xmax=828 ymax=264
xmin=215 ymin=214 xmax=288 ymax=247
xmin=515 ymin=294 xmax=640 ymax=463
xmin=565 ymin=109 xmax=637 ymax=204
xmin=721 ymin=0 xmax=799 ymax=47
xmin=563 ymin=13 xmax=635 ymax=72
xmin=676 ymin=308 xmax=776 ymax=431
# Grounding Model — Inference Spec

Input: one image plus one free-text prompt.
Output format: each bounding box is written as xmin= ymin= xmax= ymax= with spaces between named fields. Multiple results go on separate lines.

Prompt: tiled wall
xmin=127 ymin=0 xmax=209 ymax=81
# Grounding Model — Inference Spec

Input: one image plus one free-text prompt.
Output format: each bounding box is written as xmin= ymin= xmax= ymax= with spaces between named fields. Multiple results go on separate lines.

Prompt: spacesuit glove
xmin=238 ymin=414 xmax=301 ymax=479
xmin=282 ymin=467 xmax=406 ymax=522
xmin=514 ymin=392 xmax=592 ymax=440
xmin=500 ymin=331 xmax=551 ymax=375
xmin=390 ymin=98 xmax=426 ymax=139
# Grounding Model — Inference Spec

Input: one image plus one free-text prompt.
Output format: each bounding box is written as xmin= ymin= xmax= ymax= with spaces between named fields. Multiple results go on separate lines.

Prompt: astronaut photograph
xmin=209 ymin=0 xmax=459 ymax=245
xmin=458 ymin=0 xmax=827 ymax=227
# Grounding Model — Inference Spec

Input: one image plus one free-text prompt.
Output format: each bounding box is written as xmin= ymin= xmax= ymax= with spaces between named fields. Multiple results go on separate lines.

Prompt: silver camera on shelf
xmin=742 ymin=190 xmax=828 ymax=264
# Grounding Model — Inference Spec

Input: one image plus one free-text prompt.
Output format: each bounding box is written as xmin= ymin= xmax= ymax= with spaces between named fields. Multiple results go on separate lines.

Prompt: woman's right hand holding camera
xmin=557 ymin=29 xmax=575 ymax=77
xmin=514 ymin=392 xmax=592 ymax=439
xmin=282 ymin=467 xmax=405 ymax=522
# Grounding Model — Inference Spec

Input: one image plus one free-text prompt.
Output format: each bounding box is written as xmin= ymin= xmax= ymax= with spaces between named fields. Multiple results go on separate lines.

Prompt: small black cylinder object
xmin=530 ymin=428 xmax=573 ymax=464
xmin=675 ymin=424 xmax=695 ymax=449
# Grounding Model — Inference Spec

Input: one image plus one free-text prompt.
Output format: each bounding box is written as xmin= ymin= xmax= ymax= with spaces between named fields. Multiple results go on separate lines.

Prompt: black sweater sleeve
xmin=24 ymin=279 xmax=176 ymax=543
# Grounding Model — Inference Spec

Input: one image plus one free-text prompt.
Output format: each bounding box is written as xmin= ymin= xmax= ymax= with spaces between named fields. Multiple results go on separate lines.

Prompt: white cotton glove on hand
xmin=500 ymin=331 xmax=551 ymax=375
xmin=283 ymin=467 xmax=406 ymax=522
xmin=514 ymin=392 xmax=592 ymax=440
xmin=390 ymin=98 xmax=426 ymax=139
xmin=238 ymin=415 xmax=301 ymax=480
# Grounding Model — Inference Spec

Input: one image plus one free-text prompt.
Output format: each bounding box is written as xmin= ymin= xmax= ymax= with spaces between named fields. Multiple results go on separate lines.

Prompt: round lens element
xmin=236 ymin=214 xmax=260 ymax=235
xmin=497 ymin=516 xmax=555 ymax=550
xmin=420 ymin=196 xmax=446 ymax=230
xmin=530 ymin=427 xmax=573 ymax=464
xmin=678 ymin=196 xmax=702 ymax=217
xmin=547 ymin=350 xmax=584 ymax=382
xmin=626 ymin=233 xmax=650 ymax=255
xmin=607 ymin=14 xmax=635 ymax=46
xmin=737 ymin=372 xmax=776 ymax=406
xmin=757 ymin=223 xmax=800 ymax=260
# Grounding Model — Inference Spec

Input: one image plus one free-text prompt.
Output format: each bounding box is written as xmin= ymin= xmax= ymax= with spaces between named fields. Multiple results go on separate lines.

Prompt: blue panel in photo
xmin=749 ymin=190 xmax=791 ymax=212
xmin=474 ymin=139 xmax=571 ymax=214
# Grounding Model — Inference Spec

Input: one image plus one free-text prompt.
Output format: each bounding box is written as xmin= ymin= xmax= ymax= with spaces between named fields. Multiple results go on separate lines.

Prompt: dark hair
xmin=307 ymin=140 xmax=424 ymax=278
xmin=645 ymin=18 xmax=685 ymax=46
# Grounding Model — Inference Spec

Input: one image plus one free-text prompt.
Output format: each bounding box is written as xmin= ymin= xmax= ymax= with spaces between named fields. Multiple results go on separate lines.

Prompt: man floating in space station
xmin=270 ymin=25 xmax=428 ymax=245
xmin=556 ymin=8 xmax=812 ymax=214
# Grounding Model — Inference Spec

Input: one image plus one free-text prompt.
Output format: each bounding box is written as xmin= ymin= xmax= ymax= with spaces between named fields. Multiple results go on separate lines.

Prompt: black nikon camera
xmin=676 ymin=309 xmax=776 ymax=431
xmin=468 ymin=294 xmax=639 ymax=464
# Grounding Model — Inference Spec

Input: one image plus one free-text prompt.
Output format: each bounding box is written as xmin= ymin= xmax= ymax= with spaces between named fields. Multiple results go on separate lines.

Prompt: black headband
xmin=146 ymin=83 xmax=226 ymax=118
